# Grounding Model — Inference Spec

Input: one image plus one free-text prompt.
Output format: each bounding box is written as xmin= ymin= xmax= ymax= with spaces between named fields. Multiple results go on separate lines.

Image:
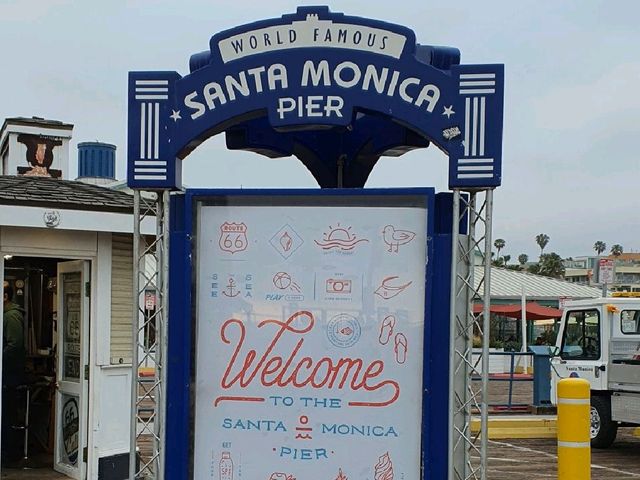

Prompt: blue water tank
xmin=77 ymin=142 xmax=116 ymax=180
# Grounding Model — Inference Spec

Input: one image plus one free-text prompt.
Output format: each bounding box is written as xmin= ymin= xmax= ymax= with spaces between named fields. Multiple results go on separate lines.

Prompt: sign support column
xmin=130 ymin=190 xmax=170 ymax=480
xmin=449 ymin=189 xmax=493 ymax=480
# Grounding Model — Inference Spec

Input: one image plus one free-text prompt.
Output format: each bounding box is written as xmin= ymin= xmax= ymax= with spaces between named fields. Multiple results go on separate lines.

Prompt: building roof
xmin=1 ymin=116 xmax=73 ymax=131
xmin=607 ymin=253 xmax=640 ymax=262
xmin=474 ymin=266 xmax=602 ymax=300
xmin=0 ymin=176 xmax=134 ymax=213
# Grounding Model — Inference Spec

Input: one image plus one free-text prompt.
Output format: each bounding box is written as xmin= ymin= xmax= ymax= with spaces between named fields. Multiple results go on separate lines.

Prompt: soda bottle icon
xmin=219 ymin=452 xmax=233 ymax=480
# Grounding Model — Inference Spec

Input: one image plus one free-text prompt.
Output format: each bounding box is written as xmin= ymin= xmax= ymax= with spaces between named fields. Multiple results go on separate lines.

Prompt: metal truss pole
xmin=130 ymin=190 xmax=170 ymax=480
xmin=449 ymin=189 xmax=494 ymax=480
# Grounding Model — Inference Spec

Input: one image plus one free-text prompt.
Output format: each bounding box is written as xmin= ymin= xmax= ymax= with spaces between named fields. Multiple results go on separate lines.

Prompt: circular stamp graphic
xmin=62 ymin=397 xmax=79 ymax=465
xmin=43 ymin=210 xmax=61 ymax=228
xmin=327 ymin=313 xmax=361 ymax=348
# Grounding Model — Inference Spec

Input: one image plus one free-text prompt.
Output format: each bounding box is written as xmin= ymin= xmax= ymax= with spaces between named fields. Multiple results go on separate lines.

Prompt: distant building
xmin=563 ymin=256 xmax=599 ymax=285
xmin=605 ymin=253 xmax=640 ymax=293
xmin=563 ymin=254 xmax=640 ymax=293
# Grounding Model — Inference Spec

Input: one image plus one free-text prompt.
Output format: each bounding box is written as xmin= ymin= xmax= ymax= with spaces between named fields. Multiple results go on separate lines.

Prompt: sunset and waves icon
xmin=314 ymin=223 xmax=369 ymax=251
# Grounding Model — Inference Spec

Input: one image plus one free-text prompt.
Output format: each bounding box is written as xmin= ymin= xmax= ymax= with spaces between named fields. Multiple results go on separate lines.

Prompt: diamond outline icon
xmin=270 ymin=224 xmax=303 ymax=259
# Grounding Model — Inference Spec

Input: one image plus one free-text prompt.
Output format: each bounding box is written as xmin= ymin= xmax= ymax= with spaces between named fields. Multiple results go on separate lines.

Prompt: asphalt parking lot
xmin=484 ymin=429 xmax=640 ymax=479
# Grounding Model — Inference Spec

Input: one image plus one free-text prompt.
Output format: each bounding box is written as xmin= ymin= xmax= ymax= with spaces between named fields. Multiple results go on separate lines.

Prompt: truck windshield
xmin=561 ymin=309 xmax=600 ymax=360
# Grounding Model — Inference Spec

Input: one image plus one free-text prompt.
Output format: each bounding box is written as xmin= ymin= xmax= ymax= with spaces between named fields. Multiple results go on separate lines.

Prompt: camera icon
xmin=326 ymin=278 xmax=352 ymax=294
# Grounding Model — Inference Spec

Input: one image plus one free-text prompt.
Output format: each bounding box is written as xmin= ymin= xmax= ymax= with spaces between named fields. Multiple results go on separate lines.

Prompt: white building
xmin=0 ymin=117 xmax=151 ymax=480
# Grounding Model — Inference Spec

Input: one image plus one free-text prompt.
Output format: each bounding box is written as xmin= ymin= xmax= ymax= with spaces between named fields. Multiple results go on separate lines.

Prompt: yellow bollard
xmin=557 ymin=378 xmax=591 ymax=480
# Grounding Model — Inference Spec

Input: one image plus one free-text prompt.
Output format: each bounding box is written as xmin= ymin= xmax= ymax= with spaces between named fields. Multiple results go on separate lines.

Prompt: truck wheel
xmin=590 ymin=395 xmax=618 ymax=448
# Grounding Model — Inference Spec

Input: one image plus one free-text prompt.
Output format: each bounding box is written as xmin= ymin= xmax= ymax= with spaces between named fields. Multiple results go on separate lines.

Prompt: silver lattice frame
xmin=130 ymin=190 xmax=170 ymax=480
xmin=129 ymin=188 xmax=492 ymax=480
xmin=448 ymin=189 xmax=493 ymax=480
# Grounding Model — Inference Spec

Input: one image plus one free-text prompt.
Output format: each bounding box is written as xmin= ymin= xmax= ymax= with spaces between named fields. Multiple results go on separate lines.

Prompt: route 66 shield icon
xmin=219 ymin=222 xmax=248 ymax=254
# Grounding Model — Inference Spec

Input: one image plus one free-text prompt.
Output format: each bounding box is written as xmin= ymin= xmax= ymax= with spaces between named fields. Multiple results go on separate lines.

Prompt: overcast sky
xmin=1 ymin=0 xmax=638 ymax=260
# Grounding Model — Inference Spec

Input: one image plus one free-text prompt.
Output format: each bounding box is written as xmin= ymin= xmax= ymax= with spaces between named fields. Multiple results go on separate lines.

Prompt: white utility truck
xmin=551 ymin=296 xmax=640 ymax=447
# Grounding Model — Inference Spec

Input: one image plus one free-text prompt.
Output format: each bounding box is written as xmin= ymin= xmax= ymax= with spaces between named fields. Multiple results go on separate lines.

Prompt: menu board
xmin=194 ymin=197 xmax=428 ymax=480
xmin=62 ymin=272 xmax=82 ymax=382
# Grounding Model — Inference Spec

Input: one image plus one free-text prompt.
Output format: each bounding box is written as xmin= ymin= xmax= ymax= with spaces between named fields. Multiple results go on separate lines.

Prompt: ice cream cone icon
xmin=374 ymin=452 xmax=394 ymax=480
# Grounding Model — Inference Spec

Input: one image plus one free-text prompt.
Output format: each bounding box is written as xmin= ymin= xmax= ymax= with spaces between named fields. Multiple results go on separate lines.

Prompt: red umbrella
xmin=472 ymin=302 xmax=563 ymax=320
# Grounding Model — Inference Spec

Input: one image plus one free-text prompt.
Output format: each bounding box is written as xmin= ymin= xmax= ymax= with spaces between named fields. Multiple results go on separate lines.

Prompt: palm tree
xmin=503 ymin=254 xmax=511 ymax=266
xmin=535 ymin=233 xmax=550 ymax=256
xmin=538 ymin=252 xmax=566 ymax=279
xmin=611 ymin=244 xmax=624 ymax=257
xmin=494 ymin=238 xmax=506 ymax=258
xmin=518 ymin=253 xmax=529 ymax=266
xmin=593 ymin=241 xmax=606 ymax=256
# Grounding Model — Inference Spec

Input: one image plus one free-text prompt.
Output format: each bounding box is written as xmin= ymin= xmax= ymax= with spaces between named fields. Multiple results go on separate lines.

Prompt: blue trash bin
xmin=528 ymin=345 xmax=553 ymax=406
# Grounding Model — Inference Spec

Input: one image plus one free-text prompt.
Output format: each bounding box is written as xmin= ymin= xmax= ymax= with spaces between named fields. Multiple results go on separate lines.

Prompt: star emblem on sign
xmin=170 ymin=110 xmax=182 ymax=122
xmin=443 ymin=105 xmax=455 ymax=118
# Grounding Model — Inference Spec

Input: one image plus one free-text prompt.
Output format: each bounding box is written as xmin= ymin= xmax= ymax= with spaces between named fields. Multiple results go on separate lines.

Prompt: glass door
xmin=54 ymin=261 xmax=90 ymax=479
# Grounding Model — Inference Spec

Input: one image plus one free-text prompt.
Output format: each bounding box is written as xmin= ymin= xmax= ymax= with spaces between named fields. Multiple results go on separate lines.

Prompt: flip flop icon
xmin=378 ymin=315 xmax=396 ymax=345
xmin=394 ymin=333 xmax=408 ymax=364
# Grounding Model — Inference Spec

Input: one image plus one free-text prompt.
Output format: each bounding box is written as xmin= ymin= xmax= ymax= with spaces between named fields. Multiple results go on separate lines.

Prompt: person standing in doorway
xmin=2 ymin=281 xmax=26 ymax=465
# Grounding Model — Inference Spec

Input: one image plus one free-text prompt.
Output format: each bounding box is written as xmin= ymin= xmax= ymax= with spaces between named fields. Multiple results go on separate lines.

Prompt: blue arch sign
xmin=127 ymin=6 xmax=504 ymax=189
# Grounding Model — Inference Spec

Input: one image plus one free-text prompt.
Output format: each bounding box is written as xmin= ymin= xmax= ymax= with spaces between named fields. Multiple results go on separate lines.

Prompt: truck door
xmin=553 ymin=308 xmax=606 ymax=393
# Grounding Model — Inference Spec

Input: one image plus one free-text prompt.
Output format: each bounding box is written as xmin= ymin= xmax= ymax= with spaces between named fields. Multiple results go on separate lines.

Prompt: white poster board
xmin=194 ymin=197 xmax=427 ymax=480
xmin=598 ymin=259 xmax=614 ymax=285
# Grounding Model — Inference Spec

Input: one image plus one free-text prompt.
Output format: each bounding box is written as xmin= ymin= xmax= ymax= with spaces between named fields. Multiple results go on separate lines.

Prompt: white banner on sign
xmin=217 ymin=17 xmax=407 ymax=63
xmin=194 ymin=201 xmax=427 ymax=480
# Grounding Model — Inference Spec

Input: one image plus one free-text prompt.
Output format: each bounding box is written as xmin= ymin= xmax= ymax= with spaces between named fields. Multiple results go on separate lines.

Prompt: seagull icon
xmin=382 ymin=225 xmax=416 ymax=253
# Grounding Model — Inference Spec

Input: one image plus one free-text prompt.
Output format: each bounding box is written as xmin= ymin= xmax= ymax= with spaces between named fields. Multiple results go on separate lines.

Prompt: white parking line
xmin=490 ymin=469 xmax=555 ymax=478
xmin=471 ymin=456 xmax=522 ymax=463
xmin=489 ymin=440 xmax=640 ymax=478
